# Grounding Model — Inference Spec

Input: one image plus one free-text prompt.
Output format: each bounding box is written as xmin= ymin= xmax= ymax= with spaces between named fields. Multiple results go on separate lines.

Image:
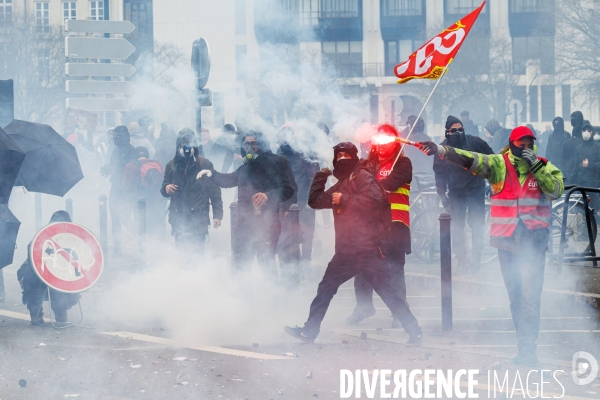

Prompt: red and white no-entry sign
xmin=30 ymin=222 xmax=104 ymax=293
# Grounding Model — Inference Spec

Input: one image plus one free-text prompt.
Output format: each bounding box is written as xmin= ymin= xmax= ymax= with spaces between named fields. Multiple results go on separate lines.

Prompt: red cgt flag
xmin=394 ymin=1 xmax=486 ymax=84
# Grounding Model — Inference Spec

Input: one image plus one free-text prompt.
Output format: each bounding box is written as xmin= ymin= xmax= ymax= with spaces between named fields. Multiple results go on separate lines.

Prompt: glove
xmin=196 ymin=169 xmax=213 ymax=180
xmin=521 ymin=148 xmax=537 ymax=166
xmin=419 ymin=141 xmax=447 ymax=157
xmin=317 ymin=167 xmax=332 ymax=176
xmin=438 ymin=193 xmax=450 ymax=211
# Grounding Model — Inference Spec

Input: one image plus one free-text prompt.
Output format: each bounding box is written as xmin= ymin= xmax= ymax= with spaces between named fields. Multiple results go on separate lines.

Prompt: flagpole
xmin=390 ymin=63 xmax=451 ymax=171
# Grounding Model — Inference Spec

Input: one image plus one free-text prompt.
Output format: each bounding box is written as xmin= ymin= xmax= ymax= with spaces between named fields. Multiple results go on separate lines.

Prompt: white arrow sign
xmin=66 ymin=63 xmax=136 ymax=77
xmin=66 ymin=98 xmax=130 ymax=111
xmin=66 ymin=81 xmax=134 ymax=94
xmin=66 ymin=37 xmax=135 ymax=59
xmin=65 ymin=20 xmax=135 ymax=34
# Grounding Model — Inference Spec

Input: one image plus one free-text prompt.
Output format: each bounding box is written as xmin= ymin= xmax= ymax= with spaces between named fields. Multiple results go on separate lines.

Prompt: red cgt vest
xmin=490 ymin=153 xmax=550 ymax=241
xmin=378 ymin=160 xmax=410 ymax=227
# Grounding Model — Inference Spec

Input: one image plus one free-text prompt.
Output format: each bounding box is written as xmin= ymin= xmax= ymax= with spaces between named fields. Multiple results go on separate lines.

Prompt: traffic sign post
xmin=192 ymin=38 xmax=211 ymax=135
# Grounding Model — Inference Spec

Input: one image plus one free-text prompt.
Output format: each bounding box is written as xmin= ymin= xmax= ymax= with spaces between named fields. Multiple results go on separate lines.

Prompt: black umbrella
xmin=4 ymin=120 xmax=84 ymax=196
xmin=0 ymin=204 xmax=20 ymax=269
xmin=0 ymin=126 xmax=26 ymax=203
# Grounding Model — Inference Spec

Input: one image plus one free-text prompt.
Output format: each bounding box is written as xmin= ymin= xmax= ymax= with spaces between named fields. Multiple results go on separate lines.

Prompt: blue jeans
xmin=498 ymin=239 xmax=546 ymax=356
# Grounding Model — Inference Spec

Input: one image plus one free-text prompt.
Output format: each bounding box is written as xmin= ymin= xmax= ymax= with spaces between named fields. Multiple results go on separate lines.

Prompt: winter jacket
xmin=276 ymin=146 xmax=320 ymax=207
xmin=161 ymin=155 xmax=223 ymax=235
xmin=570 ymin=139 xmax=600 ymax=187
xmin=545 ymin=117 xmax=570 ymax=171
xmin=130 ymin=129 xmax=155 ymax=159
xmin=562 ymin=113 xmax=586 ymax=184
xmin=434 ymin=135 xmax=494 ymax=197
xmin=308 ymin=162 xmax=386 ymax=254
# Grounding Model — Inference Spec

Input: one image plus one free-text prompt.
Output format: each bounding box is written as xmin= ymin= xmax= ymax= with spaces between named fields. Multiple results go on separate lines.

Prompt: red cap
xmin=509 ymin=126 xmax=536 ymax=142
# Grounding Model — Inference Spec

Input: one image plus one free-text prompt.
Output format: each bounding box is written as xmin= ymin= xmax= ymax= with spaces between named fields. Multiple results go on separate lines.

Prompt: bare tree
xmin=0 ymin=17 xmax=66 ymax=126
xmin=556 ymin=0 xmax=600 ymax=113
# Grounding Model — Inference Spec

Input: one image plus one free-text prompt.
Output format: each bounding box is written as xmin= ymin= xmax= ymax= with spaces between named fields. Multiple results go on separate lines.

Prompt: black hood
xmin=571 ymin=111 xmax=584 ymax=127
xmin=552 ymin=117 xmax=565 ymax=132
xmin=175 ymin=128 xmax=201 ymax=164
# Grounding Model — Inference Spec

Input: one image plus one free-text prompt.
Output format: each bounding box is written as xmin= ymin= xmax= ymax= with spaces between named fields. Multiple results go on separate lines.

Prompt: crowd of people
xmin=9 ymin=108 xmax=589 ymax=368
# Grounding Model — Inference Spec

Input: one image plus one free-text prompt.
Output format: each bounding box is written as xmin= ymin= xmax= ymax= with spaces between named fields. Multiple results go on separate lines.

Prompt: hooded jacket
xmin=562 ymin=113 xmax=587 ymax=184
xmin=160 ymin=134 xmax=223 ymax=234
xmin=545 ymin=117 xmax=571 ymax=171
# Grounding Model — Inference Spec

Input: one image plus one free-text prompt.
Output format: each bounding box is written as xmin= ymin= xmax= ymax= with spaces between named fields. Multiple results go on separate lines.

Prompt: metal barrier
xmin=439 ymin=212 xmax=453 ymax=331
xmin=555 ymin=185 xmax=600 ymax=273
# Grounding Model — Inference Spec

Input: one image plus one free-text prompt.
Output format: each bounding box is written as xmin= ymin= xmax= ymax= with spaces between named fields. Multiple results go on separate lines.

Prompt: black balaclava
xmin=332 ymin=142 xmax=359 ymax=180
xmin=571 ymin=111 xmax=584 ymax=139
xmin=113 ymin=125 xmax=130 ymax=148
xmin=552 ymin=117 xmax=565 ymax=133
xmin=49 ymin=210 xmax=72 ymax=224
xmin=444 ymin=115 xmax=466 ymax=148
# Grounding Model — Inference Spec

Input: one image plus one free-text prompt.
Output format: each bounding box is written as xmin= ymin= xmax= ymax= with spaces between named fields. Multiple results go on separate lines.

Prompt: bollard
xmin=439 ymin=212 xmax=453 ymax=331
xmin=288 ymin=204 xmax=301 ymax=265
xmin=138 ymin=198 xmax=147 ymax=268
xmin=35 ymin=193 xmax=42 ymax=231
xmin=65 ymin=198 xmax=73 ymax=222
xmin=99 ymin=195 xmax=108 ymax=263
xmin=229 ymin=202 xmax=237 ymax=253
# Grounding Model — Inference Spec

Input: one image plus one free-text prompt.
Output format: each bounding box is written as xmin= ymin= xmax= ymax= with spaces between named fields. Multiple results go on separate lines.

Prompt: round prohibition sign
xmin=30 ymin=222 xmax=104 ymax=293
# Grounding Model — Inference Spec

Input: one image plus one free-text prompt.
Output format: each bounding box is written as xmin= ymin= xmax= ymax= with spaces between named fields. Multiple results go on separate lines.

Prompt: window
xmin=35 ymin=2 xmax=50 ymax=33
xmin=319 ymin=0 xmax=359 ymax=18
xmin=529 ymin=85 xmax=538 ymax=122
xmin=509 ymin=0 xmax=554 ymax=13
xmin=299 ymin=0 xmax=319 ymax=26
xmin=385 ymin=39 xmax=420 ymax=75
xmin=235 ymin=0 xmax=246 ymax=35
xmin=63 ymin=1 xmax=77 ymax=23
xmin=322 ymin=40 xmax=362 ymax=77
xmin=124 ymin=1 xmax=154 ymax=57
xmin=382 ymin=0 xmax=423 ymax=17
xmin=562 ymin=85 xmax=571 ymax=120
xmin=89 ymin=1 xmax=105 ymax=21
xmin=541 ymin=85 xmax=555 ymax=122
xmin=445 ymin=0 xmax=486 ymax=15
xmin=0 ymin=0 xmax=12 ymax=27
xmin=236 ymin=45 xmax=247 ymax=81
xmin=512 ymin=36 xmax=554 ymax=75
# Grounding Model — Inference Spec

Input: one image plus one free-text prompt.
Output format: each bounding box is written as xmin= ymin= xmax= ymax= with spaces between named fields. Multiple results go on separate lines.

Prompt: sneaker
xmin=405 ymin=328 xmax=423 ymax=347
xmin=283 ymin=325 xmax=315 ymax=344
xmin=345 ymin=307 xmax=376 ymax=325
xmin=512 ymin=353 xmax=539 ymax=367
xmin=0 ymin=291 xmax=5 ymax=302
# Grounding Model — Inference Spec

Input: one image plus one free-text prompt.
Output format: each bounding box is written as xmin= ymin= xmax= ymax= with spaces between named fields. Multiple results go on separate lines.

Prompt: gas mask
xmin=243 ymin=147 xmax=259 ymax=164
xmin=179 ymin=145 xmax=195 ymax=159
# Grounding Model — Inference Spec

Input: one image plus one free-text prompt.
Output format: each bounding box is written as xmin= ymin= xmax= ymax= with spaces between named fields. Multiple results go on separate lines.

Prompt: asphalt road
xmin=1 ymin=257 xmax=600 ymax=400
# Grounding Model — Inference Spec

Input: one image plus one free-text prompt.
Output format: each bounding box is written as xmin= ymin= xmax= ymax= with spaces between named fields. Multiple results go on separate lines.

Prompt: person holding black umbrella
xmin=100 ymin=126 xmax=137 ymax=255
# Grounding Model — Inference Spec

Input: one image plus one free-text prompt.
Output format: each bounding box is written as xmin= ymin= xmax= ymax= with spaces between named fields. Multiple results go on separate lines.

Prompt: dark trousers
xmin=448 ymin=192 xmax=485 ymax=266
xmin=353 ymin=252 xmax=408 ymax=314
xmin=304 ymin=250 xmax=419 ymax=336
xmin=498 ymin=245 xmax=545 ymax=356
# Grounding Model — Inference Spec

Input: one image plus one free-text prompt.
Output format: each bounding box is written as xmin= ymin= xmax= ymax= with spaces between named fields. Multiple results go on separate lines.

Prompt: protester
xmin=569 ymin=123 xmax=600 ymax=212
xmin=154 ymin=122 xmax=178 ymax=169
xmin=460 ymin=110 xmax=479 ymax=137
xmin=434 ymin=116 xmax=494 ymax=274
xmin=485 ymin=119 xmax=511 ymax=153
xmin=161 ymin=131 xmax=222 ymax=258
xmin=100 ymin=126 xmax=138 ymax=254
xmin=208 ymin=131 xmax=294 ymax=279
xmin=593 ymin=126 xmax=600 ymax=142
xmin=284 ymin=142 xmax=422 ymax=345
xmin=276 ymin=124 xmax=320 ymax=285
xmin=403 ymin=115 xmax=433 ymax=175
xmin=138 ymin=116 xmax=155 ymax=143
xmin=419 ymin=126 xmax=563 ymax=366
xmin=128 ymin=122 xmax=155 ymax=159
xmin=17 ymin=211 xmax=81 ymax=324
xmin=123 ymin=146 xmax=165 ymax=235
xmin=561 ymin=111 xmax=585 ymax=184
xmin=345 ymin=125 xmax=419 ymax=330
xmin=545 ymin=117 xmax=570 ymax=171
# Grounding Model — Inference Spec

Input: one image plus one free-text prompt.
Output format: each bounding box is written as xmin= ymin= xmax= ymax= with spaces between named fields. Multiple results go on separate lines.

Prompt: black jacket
xmin=107 ymin=143 xmax=137 ymax=185
xmin=545 ymin=117 xmax=570 ymax=171
xmin=434 ymin=135 xmax=494 ymax=197
xmin=570 ymin=139 xmax=600 ymax=186
xmin=276 ymin=147 xmax=320 ymax=207
xmin=309 ymin=162 xmax=386 ymax=254
xmin=161 ymin=155 xmax=223 ymax=233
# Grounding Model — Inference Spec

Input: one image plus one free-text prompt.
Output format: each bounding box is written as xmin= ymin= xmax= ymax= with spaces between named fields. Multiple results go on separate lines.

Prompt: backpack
xmin=137 ymin=160 xmax=163 ymax=190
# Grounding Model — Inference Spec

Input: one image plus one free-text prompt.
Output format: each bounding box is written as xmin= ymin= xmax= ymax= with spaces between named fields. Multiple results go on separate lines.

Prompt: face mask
xmin=333 ymin=158 xmax=357 ymax=180
xmin=594 ymin=134 xmax=600 ymax=141
xmin=583 ymin=131 xmax=592 ymax=141
xmin=509 ymin=142 xmax=532 ymax=158
xmin=447 ymin=134 xmax=465 ymax=147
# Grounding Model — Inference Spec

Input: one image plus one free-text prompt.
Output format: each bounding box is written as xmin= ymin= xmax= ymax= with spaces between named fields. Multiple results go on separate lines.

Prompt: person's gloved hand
xmin=521 ymin=148 xmax=537 ymax=166
xmin=438 ymin=193 xmax=450 ymax=212
xmin=418 ymin=141 xmax=447 ymax=156
xmin=196 ymin=169 xmax=213 ymax=180
xmin=317 ymin=167 xmax=332 ymax=176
